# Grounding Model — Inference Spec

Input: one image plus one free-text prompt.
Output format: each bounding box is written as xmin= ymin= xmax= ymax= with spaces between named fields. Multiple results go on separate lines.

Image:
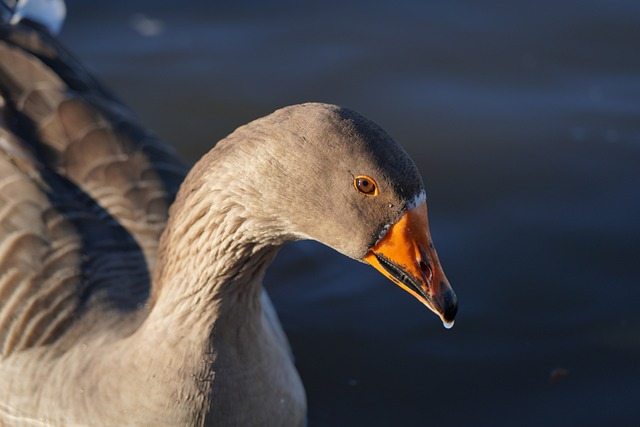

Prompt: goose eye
xmin=354 ymin=175 xmax=378 ymax=196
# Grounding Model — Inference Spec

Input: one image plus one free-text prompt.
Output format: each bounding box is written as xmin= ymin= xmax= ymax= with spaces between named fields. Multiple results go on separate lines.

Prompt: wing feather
xmin=0 ymin=22 xmax=189 ymax=356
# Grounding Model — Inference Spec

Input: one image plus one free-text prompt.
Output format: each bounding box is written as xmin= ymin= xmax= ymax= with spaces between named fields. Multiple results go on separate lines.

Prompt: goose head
xmin=204 ymin=102 xmax=458 ymax=326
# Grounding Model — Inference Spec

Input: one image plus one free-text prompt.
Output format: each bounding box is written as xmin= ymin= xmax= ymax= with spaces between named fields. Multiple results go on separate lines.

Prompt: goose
xmin=0 ymin=4 xmax=458 ymax=426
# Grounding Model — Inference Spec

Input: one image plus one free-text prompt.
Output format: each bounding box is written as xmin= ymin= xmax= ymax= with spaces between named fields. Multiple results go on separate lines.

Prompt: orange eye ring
xmin=354 ymin=175 xmax=378 ymax=196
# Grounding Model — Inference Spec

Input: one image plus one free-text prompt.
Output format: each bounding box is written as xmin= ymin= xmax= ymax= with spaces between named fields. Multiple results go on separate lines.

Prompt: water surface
xmin=63 ymin=1 xmax=640 ymax=425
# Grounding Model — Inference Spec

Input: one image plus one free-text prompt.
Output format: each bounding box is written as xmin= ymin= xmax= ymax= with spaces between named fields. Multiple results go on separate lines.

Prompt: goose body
xmin=0 ymin=17 xmax=457 ymax=427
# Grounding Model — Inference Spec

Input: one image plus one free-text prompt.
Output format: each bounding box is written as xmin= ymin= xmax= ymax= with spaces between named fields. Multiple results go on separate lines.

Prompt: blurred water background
xmin=62 ymin=1 xmax=640 ymax=425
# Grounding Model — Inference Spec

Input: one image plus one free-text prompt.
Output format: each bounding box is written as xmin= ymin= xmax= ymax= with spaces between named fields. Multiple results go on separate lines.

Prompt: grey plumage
xmin=0 ymin=20 xmax=437 ymax=427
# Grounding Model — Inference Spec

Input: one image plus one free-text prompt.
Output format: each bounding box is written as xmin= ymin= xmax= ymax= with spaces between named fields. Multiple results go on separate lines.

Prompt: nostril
xmin=419 ymin=260 xmax=433 ymax=281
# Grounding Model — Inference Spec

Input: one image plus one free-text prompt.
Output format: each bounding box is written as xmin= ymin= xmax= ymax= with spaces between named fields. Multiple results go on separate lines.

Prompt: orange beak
xmin=363 ymin=198 xmax=458 ymax=328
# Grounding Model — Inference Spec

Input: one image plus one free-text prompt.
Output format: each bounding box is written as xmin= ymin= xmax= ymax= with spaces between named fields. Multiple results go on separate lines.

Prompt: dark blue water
xmin=63 ymin=1 xmax=640 ymax=425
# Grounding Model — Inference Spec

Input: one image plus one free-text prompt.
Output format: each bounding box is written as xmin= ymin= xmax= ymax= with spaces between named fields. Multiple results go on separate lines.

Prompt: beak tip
xmin=440 ymin=288 xmax=458 ymax=329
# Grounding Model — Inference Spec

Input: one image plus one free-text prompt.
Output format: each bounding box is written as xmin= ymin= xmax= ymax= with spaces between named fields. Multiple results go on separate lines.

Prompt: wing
xmin=0 ymin=22 xmax=189 ymax=270
xmin=0 ymin=21 xmax=189 ymax=356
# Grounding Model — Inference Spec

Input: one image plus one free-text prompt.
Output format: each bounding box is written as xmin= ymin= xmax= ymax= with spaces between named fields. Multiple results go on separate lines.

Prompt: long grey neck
xmin=67 ymin=150 xmax=288 ymax=423
xmin=149 ymin=149 xmax=287 ymax=331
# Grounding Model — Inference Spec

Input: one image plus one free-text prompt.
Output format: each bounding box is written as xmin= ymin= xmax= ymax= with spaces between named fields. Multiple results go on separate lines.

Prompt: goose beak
xmin=363 ymin=199 xmax=458 ymax=328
